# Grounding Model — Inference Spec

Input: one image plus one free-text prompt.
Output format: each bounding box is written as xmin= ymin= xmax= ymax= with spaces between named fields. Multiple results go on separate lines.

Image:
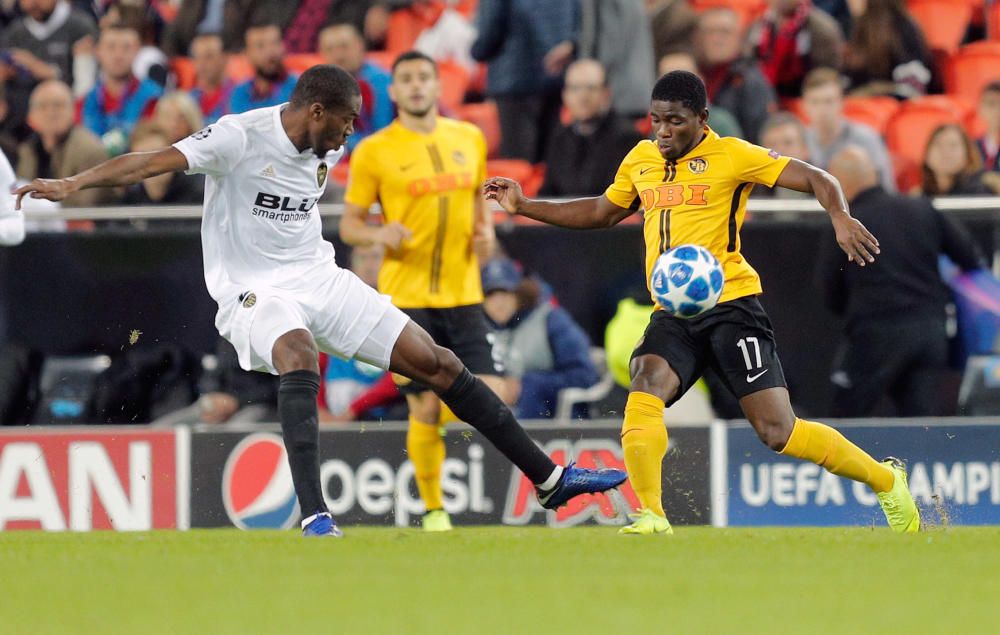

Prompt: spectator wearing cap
xmin=318 ymin=23 xmax=392 ymax=153
xmin=187 ymin=33 xmax=233 ymax=124
xmin=16 ymin=79 xmax=115 ymax=207
xmin=481 ymin=258 xmax=600 ymax=419
xmin=227 ymin=23 xmax=296 ymax=114
xmin=79 ymin=23 xmax=163 ymax=156
xmin=976 ymin=81 xmax=1000 ymax=175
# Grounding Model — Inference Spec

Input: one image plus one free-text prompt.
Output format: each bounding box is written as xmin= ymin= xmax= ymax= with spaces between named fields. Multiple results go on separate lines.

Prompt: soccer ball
xmin=650 ymin=244 xmax=724 ymax=318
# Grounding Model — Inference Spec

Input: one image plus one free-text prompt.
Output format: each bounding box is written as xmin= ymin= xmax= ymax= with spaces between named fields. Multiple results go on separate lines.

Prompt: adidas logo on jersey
xmin=259 ymin=164 xmax=276 ymax=178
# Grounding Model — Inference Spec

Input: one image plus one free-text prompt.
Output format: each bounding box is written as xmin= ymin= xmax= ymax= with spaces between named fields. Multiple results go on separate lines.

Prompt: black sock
xmin=278 ymin=370 xmax=327 ymax=518
xmin=437 ymin=369 xmax=556 ymax=484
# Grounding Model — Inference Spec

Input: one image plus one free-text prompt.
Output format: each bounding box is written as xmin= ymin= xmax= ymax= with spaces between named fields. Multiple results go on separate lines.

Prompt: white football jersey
xmin=0 ymin=151 xmax=24 ymax=246
xmin=173 ymin=105 xmax=344 ymax=310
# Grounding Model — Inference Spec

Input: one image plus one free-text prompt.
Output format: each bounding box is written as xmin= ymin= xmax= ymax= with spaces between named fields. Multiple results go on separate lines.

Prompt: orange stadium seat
xmin=385 ymin=4 xmax=442 ymax=55
xmin=690 ymin=0 xmax=767 ymax=29
xmin=437 ymin=60 xmax=470 ymax=112
xmin=456 ymin=101 xmax=501 ymax=158
xmin=990 ymin=1 xmax=1000 ymax=39
xmin=487 ymin=159 xmax=543 ymax=197
xmin=842 ymin=96 xmax=901 ymax=133
xmin=285 ymin=53 xmax=325 ymax=75
xmin=226 ymin=54 xmax=255 ymax=83
xmin=366 ymin=50 xmax=396 ymax=71
xmin=964 ymin=108 xmax=986 ymax=139
xmin=907 ymin=0 xmax=973 ymax=54
xmin=944 ymin=45 xmax=1000 ymax=103
xmin=171 ymin=57 xmax=196 ymax=91
xmin=885 ymin=98 xmax=963 ymax=169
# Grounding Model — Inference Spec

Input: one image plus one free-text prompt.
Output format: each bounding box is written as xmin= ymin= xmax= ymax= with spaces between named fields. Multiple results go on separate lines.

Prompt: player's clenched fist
xmin=483 ymin=177 xmax=525 ymax=214
xmin=375 ymin=222 xmax=413 ymax=250
xmin=14 ymin=178 xmax=75 ymax=209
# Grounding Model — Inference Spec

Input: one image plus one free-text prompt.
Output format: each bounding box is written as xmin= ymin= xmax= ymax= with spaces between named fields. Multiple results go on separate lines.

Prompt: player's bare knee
xmin=272 ymin=332 xmax=319 ymax=374
xmin=434 ymin=346 xmax=464 ymax=385
xmin=750 ymin=414 xmax=794 ymax=451
xmin=629 ymin=357 xmax=679 ymax=403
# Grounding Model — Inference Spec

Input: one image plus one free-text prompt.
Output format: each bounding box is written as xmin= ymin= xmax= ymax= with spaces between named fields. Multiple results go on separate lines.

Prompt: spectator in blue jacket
xmin=482 ymin=258 xmax=599 ymax=419
xmin=471 ymin=0 xmax=576 ymax=163
xmin=227 ymin=23 xmax=296 ymax=114
xmin=318 ymin=23 xmax=393 ymax=154
xmin=80 ymin=23 xmax=162 ymax=156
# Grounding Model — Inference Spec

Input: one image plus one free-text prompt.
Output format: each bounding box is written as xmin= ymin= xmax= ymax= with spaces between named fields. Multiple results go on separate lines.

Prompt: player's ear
xmin=309 ymin=102 xmax=325 ymax=120
xmin=699 ymin=108 xmax=709 ymax=127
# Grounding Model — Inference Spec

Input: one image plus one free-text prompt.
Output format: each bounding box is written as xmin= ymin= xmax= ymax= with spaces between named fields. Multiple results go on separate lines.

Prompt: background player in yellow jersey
xmin=485 ymin=71 xmax=921 ymax=535
xmin=342 ymin=51 xmax=503 ymax=532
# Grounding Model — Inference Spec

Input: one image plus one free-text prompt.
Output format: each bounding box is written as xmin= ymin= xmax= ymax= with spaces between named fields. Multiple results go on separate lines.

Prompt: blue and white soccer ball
xmin=650 ymin=244 xmax=724 ymax=318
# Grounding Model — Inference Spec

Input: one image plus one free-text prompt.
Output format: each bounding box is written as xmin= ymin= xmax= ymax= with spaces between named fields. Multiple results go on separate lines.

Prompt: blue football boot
xmin=301 ymin=512 xmax=344 ymax=537
xmin=536 ymin=462 xmax=628 ymax=510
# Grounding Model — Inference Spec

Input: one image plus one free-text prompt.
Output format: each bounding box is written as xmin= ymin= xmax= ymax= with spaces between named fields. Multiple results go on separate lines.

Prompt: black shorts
xmin=399 ymin=304 xmax=501 ymax=394
xmin=632 ymin=296 xmax=787 ymax=406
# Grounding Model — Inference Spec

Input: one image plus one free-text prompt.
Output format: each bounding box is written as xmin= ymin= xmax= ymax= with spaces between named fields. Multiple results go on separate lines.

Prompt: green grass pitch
xmin=2 ymin=526 xmax=998 ymax=634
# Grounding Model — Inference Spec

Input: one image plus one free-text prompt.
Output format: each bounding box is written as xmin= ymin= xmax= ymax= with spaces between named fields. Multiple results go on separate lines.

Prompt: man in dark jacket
xmin=819 ymin=146 xmax=984 ymax=417
xmin=539 ymin=59 xmax=643 ymax=198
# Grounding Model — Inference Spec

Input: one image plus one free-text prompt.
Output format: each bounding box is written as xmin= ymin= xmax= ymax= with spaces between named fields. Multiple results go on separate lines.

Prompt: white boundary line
xmin=710 ymin=419 xmax=728 ymax=528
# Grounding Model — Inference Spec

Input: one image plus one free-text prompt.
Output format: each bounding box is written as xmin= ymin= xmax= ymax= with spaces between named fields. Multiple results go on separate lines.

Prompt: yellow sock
xmin=621 ymin=392 xmax=668 ymax=517
xmin=438 ymin=401 xmax=459 ymax=425
xmin=407 ymin=416 xmax=446 ymax=510
xmin=781 ymin=418 xmax=894 ymax=493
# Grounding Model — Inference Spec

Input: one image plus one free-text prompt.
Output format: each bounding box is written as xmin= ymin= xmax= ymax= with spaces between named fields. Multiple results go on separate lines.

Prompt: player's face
xmin=309 ymin=94 xmax=362 ymax=156
xmin=649 ymin=100 xmax=708 ymax=160
xmin=390 ymin=60 xmax=440 ymax=117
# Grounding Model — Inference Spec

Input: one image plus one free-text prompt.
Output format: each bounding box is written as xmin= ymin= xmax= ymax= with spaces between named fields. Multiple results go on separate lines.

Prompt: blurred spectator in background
xmin=471 ymin=0 xmax=575 ymax=162
xmin=604 ymin=285 xmax=653 ymax=391
xmin=121 ymin=121 xmax=204 ymax=205
xmin=538 ymin=59 xmax=644 ymax=198
xmin=820 ymin=145 xmax=983 ymax=416
xmin=154 ymin=91 xmax=204 ymax=143
xmin=227 ymin=22 xmax=295 ymax=114
xmin=658 ymin=51 xmax=743 ymax=139
xmin=801 ymin=67 xmax=895 ymax=191
xmin=0 ymin=150 xmax=24 ymax=245
xmin=318 ymin=243 xmax=404 ymax=423
xmin=843 ymin=0 xmax=932 ymax=98
xmin=16 ymin=79 xmax=114 ymax=207
xmin=919 ymin=124 xmax=1000 ymax=197
xmin=976 ymin=81 xmax=1000 ymax=175
xmin=747 ymin=0 xmax=844 ymax=98
xmin=187 ymin=32 xmax=232 ymax=124
xmin=576 ymin=0 xmax=655 ymax=119
xmin=99 ymin=0 xmax=168 ymax=86
xmin=481 ymin=258 xmax=599 ymax=419
xmin=161 ymin=0 xmax=226 ymax=57
xmin=218 ymin=0 xmax=372 ymax=53
xmin=0 ymin=0 xmax=98 ymax=141
xmin=755 ymin=112 xmax=812 ymax=198
xmin=694 ymin=7 xmax=776 ymax=143
xmin=154 ymin=336 xmax=278 ymax=425
xmin=318 ymin=23 xmax=393 ymax=153
xmin=80 ymin=23 xmax=162 ymax=156
xmin=649 ymin=0 xmax=698 ymax=63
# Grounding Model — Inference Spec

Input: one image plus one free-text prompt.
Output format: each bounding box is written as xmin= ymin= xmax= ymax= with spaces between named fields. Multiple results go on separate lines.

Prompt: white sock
xmin=300 ymin=512 xmax=328 ymax=529
xmin=537 ymin=465 xmax=564 ymax=491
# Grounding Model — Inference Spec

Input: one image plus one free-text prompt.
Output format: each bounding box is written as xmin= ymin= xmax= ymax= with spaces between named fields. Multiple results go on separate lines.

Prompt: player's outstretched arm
xmin=483 ymin=177 xmax=633 ymax=229
xmin=774 ymin=158 xmax=880 ymax=266
xmin=14 ymin=147 xmax=189 ymax=210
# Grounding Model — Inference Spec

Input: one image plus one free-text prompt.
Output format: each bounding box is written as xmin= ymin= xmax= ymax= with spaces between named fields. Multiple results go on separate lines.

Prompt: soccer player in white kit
xmin=0 ymin=152 xmax=25 ymax=246
xmin=15 ymin=65 xmax=627 ymax=536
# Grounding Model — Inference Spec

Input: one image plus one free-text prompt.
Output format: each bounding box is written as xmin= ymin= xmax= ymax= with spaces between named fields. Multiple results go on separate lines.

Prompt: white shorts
xmin=216 ymin=266 xmax=409 ymax=374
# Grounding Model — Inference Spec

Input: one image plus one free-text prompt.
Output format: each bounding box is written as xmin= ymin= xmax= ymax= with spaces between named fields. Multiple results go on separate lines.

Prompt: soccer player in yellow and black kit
xmin=341 ymin=51 xmax=502 ymax=532
xmin=485 ymin=71 xmax=921 ymax=535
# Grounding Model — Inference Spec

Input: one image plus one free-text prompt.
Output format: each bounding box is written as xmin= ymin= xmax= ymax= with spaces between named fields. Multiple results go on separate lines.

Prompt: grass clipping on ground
xmin=2 ymin=526 xmax=998 ymax=634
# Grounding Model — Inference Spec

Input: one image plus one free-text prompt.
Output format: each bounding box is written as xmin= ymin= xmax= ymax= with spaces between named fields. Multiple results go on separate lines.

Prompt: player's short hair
xmin=802 ymin=67 xmax=843 ymax=94
xmin=651 ymin=71 xmax=707 ymax=114
xmin=392 ymin=50 xmax=438 ymax=76
xmin=983 ymin=80 xmax=1000 ymax=97
xmin=289 ymin=64 xmax=361 ymax=112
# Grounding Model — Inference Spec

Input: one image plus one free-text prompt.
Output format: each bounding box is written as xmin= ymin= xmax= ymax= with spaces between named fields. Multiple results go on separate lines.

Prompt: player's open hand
xmin=832 ymin=211 xmax=879 ymax=266
xmin=14 ymin=178 xmax=76 ymax=209
xmin=376 ymin=222 xmax=412 ymax=251
xmin=483 ymin=177 xmax=524 ymax=215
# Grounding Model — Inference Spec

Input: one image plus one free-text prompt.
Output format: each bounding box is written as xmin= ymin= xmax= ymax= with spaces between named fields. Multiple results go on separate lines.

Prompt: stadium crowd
xmin=0 ymin=0 xmax=998 ymax=208
xmin=2 ymin=0 xmax=1000 ymax=425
